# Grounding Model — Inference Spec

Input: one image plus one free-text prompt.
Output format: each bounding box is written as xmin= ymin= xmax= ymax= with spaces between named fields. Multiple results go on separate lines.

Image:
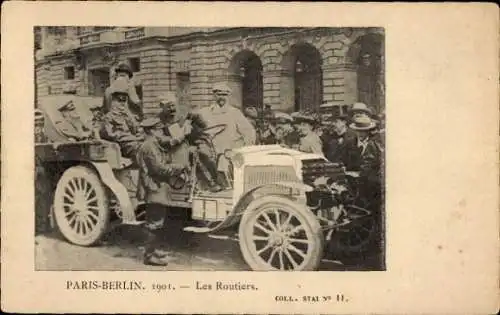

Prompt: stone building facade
xmin=35 ymin=27 xmax=384 ymax=116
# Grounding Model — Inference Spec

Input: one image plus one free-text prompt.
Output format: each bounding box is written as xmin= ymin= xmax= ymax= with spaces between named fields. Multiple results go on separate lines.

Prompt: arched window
xmin=227 ymin=50 xmax=264 ymax=110
xmin=281 ymin=43 xmax=323 ymax=112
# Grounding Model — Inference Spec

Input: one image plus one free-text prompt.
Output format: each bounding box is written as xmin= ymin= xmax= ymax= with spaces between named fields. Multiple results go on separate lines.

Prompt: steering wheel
xmin=203 ymin=124 xmax=227 ymax=140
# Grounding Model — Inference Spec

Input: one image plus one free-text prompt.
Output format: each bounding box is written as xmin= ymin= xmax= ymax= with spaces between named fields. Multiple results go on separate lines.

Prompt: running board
xmin=207 ymin=234 xmax=239 ymax=241
xmin=122 ymin=219 xmax=145 ymax=226
xmin=183 ymin=226 xmax=212 ymax=233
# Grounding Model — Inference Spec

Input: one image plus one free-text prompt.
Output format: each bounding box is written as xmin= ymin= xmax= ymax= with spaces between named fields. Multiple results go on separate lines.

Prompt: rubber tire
xmin=238 ymin=195 xmax=324 ymax=271
xmin=53 ymin=165 xmax=109 ymax=246
xmin=329 ymin=206 xmax=379 ymax=255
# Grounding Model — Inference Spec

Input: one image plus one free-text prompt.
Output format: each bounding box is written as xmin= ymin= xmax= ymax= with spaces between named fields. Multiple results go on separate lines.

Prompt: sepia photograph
xmin=2 ymin=2 xmax=498 ymax=314
xmin=34 ymin=26 xmax=385 ymax=271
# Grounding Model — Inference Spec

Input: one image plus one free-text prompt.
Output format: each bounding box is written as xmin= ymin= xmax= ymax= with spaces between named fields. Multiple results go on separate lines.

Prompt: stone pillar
xmin=322 ymin=63 xmax=358 ymax=105
xmin=278 ymin=70 xmax=295 ymax=113
xmin=140 ymin=46 xmax=171 ymax=114
xmin=190 ymin=40 xmax=212 ymax=109
xmin=262 ymin=69 xmax=282 ymax=111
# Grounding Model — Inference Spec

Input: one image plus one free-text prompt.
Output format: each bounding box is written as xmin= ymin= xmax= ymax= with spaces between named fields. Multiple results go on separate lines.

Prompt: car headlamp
xmin=232 ymin=152 xmax=244 ymax=168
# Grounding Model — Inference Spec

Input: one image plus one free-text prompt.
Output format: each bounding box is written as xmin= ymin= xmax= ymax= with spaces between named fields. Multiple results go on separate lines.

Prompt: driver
xmin=198 ymin=82 xmax=256 ymax=187
xmin=198 ymin=82 xmax=256 ymax=154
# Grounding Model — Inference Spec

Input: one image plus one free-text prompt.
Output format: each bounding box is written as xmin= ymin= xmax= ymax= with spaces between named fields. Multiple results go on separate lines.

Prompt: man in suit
xmin=323 ymin=112 xmax=357 ymax=167
xmin=198 ymin=82 xmax=256 ymax=188
xmin=198 ymin=82 xmax=256 ymax=155
xmin=348 ymin=115 xmax=383 ymax=211
xmin=136 ymin=117 xmax=188 ymax=266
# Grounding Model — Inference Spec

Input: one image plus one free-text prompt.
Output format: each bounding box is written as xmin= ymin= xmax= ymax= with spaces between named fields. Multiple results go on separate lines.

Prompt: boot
xmin=142 ymin=229 xmax=168 ymax=266
xmin=144 ymin=253 xmax=169 ymax=266
xmin=208 ymin=181 xmax=223 ymax=193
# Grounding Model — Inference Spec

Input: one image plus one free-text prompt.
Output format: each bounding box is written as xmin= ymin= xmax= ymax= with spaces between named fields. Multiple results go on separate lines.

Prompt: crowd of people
xmin=47 ymin=62 xmax=384 ymax=266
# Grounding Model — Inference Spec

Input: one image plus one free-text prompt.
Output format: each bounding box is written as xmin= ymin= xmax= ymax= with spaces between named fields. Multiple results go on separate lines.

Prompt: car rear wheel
xmin=53 ymin=165 xmax=109 ymax=246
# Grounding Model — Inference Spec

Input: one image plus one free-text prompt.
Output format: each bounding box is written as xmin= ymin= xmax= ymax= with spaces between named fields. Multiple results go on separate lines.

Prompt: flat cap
xmin=211 ymin=82 xmax=231 ymax=95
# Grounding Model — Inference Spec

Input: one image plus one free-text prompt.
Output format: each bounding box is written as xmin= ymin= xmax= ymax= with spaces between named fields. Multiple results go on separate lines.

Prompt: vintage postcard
xmin=1 ymin=2 xmax=498 ymax=314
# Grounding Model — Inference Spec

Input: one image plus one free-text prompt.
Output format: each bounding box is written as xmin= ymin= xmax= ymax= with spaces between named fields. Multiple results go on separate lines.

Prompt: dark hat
xmin=109 ymin=77 xmax=130 ymax=97
xmin=320 ymin=102 xmax=348 ymax=120
xmin=115 ymin=63 xmax=133 ymax=78
xmin=349 ymin=102 xmax=373 ymax=116
xmin=140 ymin=117 xmax=163 ymax=129
xmin=244 ymin=106 xmax=258 ymax=119
xmin=57 ymin=100 xmax=76 ymax=112
xmin=349 ymin=115 xmax=377 ymax=131
xmin=292 ymin=111 xmax=318 ymax=124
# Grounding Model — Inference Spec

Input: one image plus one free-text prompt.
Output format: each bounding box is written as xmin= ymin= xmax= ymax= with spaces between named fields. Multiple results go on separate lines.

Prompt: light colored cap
xmin=212 ymin=82 xmax=232 ymax=95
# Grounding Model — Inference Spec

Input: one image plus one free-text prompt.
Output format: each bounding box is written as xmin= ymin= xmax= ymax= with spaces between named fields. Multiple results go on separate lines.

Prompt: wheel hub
xmin=269 ymin=232 xmax=287 ymax=247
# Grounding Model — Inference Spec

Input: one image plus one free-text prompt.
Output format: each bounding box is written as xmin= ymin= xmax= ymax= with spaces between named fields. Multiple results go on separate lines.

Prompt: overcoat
xmin=136 ymin=135 xmax=185 ymax=206
xmin=198 ymin=103 xmax=256 ymax=154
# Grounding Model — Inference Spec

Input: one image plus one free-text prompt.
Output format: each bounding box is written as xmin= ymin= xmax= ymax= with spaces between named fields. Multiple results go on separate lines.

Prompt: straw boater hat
xmin=349 ymin=102 xmax=373 ymax=116
xmin=349 ymin=115 xmax=377 ymax=131
xmin=272 ymin=111 xmax=293 ymax=124
xmin=291 ymin=110 xmax=318 ymax=124
xmin=211 ymin=82 xmax=232 ymax=95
